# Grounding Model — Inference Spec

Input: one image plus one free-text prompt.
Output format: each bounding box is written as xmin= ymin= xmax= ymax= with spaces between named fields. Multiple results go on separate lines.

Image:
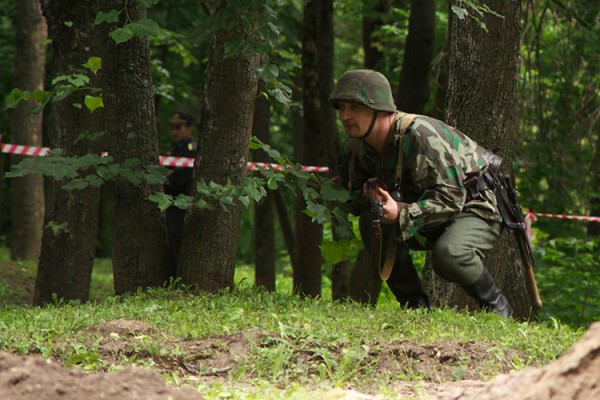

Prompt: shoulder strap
xmin=395 ymin=112 xmax=419 ymax=183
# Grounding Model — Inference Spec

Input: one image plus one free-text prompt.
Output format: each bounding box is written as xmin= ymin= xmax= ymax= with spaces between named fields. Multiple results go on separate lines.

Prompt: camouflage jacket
xmin=339 ymin=113 xmax=502 ymax=243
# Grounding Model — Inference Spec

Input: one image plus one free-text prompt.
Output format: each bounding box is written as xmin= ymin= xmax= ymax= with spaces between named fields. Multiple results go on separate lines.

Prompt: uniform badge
xmin=188 ymin=143 xmax=193 ymax=151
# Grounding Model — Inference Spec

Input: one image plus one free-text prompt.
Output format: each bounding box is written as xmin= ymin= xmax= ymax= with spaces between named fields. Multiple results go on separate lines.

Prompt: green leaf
xmin=110 ymin=27 xmax=134 ymax=44
xmin=267 ymin=176 xmax=280 ymax=190
xmin=46 ymin=221 xmax=69 ymax=236
xmin=64 ymin=21 xmax=73 ymax=28
xmin=6 ymin=88 xmax=30 ymax=109
xmin=32 ymin=89 xmax=51 ymax=105
xmin=451 ymin=6 xmax=468 ymax=20
xmin=149 ymin=193 xmax=173 ymax=212
xmin=128 ymin=19 xmax=160 ymax=37
xmin=173 ymin=195 xmax=193 ymax=210
xmin=94 ymin=10 xmax=121 ymax=25
xmin=320 ymin=239 xmax=353 ymax=265
xmin=62 ymin=179 xmax=90 ymax=191
xmin=320 ymin=180 xmax=350 ymax=203
xmin=82 ymin=57 xmax=102 ymax=75
xmin=84 ymin=95 xmax=104 ymax=113
xmin=67 ymin=74 xmax=89 ymax=87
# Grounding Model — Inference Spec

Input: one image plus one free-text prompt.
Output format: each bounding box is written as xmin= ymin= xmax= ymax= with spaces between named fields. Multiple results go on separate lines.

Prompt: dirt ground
xmin=1 ymin=318 xmax=599 ymax=400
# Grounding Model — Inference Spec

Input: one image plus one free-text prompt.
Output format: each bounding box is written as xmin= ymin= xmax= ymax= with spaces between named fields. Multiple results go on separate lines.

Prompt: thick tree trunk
xmin=99 ymin=1 xmax=171 ymax=294
xmin=424 ymin=0 xmax=537 ymax=319
xmin=252 ymin=79 xmax=276 ymax=291
xmin=296 ymin=0 xmax=337 ymax=297
xmin=179 ymin=0 xmax=261 ymax=292
xmin=34 ymin=1 xmax=102 ymax=305
xmin=396 ymin=0 xmax=436 ymax=114
xmin=9 ymin=0 xmax=47 ymax=261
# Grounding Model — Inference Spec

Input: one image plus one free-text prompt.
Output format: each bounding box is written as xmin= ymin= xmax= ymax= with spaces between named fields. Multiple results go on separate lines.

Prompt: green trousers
xmin=428 ymin=212 xmax=502 ymax=286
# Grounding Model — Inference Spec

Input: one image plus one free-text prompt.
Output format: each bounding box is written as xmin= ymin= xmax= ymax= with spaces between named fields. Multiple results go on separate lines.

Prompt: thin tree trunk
xmin=252 ymin=79 xmax=276 ymax=291
xmin=396 ymin=0 xmax=436 ymax=113
xmin=9 ymin=0 xmax=47 ymax=261
xmin=296 ymin=0 xmax=336 ymax=297
xmin=179 ymin=0 xmax=261 ymax=292
xmin=363 ymin=0 xmax=392 ymax=71
xmin=34 ymin=1 xmax=102 ymax=305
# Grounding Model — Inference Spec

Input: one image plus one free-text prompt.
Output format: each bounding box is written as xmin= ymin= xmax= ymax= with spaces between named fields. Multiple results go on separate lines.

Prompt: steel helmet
xmin=329 ymin=69 xmax=396 ymax=113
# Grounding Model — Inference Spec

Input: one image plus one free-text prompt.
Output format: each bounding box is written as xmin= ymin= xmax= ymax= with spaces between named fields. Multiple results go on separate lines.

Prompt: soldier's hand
xmin=373 ymin=187 xmax=407 ymax=224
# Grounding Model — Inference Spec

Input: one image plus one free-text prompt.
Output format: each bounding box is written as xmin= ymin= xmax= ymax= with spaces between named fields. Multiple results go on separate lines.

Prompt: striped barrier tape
xmin=526 ymin=210 xmax=600 ymax=223
xmin=0 ymin=141 xmax=330 ymax=173
xmin=2 ymin=141 xmax=599 ymax=222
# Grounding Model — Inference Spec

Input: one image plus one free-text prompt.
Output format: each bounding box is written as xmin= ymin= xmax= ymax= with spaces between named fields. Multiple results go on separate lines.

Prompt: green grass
xmin=0 ymin=250 xmax=587 ymax=399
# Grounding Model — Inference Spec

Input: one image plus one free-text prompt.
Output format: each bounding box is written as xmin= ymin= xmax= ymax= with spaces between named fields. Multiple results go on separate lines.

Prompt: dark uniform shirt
xmin=164 ymin=137 xmax=197 ymax=196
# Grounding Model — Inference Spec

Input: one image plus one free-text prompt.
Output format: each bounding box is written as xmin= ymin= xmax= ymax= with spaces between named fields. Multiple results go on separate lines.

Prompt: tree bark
xmin=425 ymin=0 xmax=537 ymax=319
xmin=296 ymin=0 xmax=337 ymax=297
xmin=179 ymin=0 xmax=261 ymax=292
xmin=99 ymin=0 xmax=171 ymax=294
xmin=396 ymin=0 xmax=436 ymax=114
xmin=34 ymin=1 xmax=102 ymax=305
xmin=9 ymin=0 xmax=47 ymax=261
xmin=252 ymin=79 xmax=276 ymax=291
xmin=362 ymin=0 xmax=392 ymax=71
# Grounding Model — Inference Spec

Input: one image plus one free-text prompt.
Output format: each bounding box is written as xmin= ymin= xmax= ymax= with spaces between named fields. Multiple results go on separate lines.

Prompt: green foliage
xmin=517 ymin=1 xmax=599 ymax=236
xmin=5 ymin=150 xmax=168 ymax=192
xmin=5 ymin=57 xmax=103 ymax=114
xmin=535 ymin=235 xmax=599 ymax=328
xmin=450 ymin=0 xmax=504 ymax=32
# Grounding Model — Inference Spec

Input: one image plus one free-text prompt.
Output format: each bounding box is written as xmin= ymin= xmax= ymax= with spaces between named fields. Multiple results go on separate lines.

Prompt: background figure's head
xmin=329 ymin=70 xmax=396 ymax=140
xmin=170 ymin=111 xmax=194 ymax=143
xmin=329 ymin=69 xmax=396 ymax=113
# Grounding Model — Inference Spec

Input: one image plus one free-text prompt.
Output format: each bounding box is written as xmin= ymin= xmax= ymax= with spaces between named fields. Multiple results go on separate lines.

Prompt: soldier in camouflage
xmin=331 ymin=69 xmax=512 ymax=317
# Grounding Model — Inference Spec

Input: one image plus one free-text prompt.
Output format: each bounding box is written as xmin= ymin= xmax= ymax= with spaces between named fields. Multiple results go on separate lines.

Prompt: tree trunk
xmin=252 ymin=79 xmax=276 ymax=291
xmin=9 ymin=0 xmax=47 ymax=261
xmin=179 ymin=0 xmax=261 ymax=292
xmin=99 ymin=1 xmax=171 ymax=294
xmin=362 ymin=0 xmax=392 ymax=71
xmin=296 ymin=0 xmax=336 ymax=297
xmin=425 ymin=0 xmax=537 ymax=319
xmin=396 ymin=0 xmax=436 ymax=113
xmin=34 ymin=1 xmax=102 ymax=305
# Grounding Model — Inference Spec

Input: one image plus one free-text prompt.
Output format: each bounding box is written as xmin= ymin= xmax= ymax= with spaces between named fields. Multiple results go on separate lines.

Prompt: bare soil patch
xmin=1 ymin=318 xmax=598 ymax=399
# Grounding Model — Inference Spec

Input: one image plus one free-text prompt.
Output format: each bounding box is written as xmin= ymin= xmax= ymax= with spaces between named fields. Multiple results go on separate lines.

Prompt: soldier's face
xmin=337 ymin=102 xmax=375 ymax=138
xmin=170 ymin=120 xmax=192 ymax=142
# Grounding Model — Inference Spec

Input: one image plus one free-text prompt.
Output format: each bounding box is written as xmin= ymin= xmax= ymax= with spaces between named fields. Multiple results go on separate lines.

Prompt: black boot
xmin=462 ymin=269 xmax=513 ymax=318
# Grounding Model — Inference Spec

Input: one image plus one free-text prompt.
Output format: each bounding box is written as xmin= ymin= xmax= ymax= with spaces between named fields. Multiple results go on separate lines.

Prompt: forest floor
xmin=1 ymin=259 xmax=598 ymax=400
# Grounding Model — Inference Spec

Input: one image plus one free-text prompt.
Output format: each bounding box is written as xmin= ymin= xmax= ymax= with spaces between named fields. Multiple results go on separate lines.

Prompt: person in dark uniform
xmin=164 ymin=111 xmax=197 ymax=272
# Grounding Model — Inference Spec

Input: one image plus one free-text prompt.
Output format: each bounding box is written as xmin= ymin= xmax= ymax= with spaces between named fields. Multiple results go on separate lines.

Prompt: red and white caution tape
xmin=1 ymin=142 xmax=330 ymax=173
xmin=3 ymin=141 xmax=598 ymax=222
xmin=528 ymin=211 xmax=600 ymax=223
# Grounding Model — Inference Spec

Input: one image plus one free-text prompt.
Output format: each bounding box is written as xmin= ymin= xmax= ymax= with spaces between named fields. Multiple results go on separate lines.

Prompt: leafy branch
xmin=451 ymin=0 xmax=504 ymax=32
xmin=6 ymin=57 xmax=103 ymax=114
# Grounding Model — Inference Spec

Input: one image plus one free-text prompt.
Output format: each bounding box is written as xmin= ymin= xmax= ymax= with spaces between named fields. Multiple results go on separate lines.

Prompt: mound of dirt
xmin=431 ymin=321 xmax=600 ymax=400
xmin=0 ymin=351 xmax=201 ymax=400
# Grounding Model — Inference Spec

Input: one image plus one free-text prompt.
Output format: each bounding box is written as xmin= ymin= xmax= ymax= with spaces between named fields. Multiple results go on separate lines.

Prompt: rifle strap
xmin=379 ymin=112 xmax=419 ymax=281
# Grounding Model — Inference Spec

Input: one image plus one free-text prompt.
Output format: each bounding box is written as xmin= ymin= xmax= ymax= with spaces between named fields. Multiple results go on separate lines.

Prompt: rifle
xmin=488 ymin=171 xmax=543 ymax=310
